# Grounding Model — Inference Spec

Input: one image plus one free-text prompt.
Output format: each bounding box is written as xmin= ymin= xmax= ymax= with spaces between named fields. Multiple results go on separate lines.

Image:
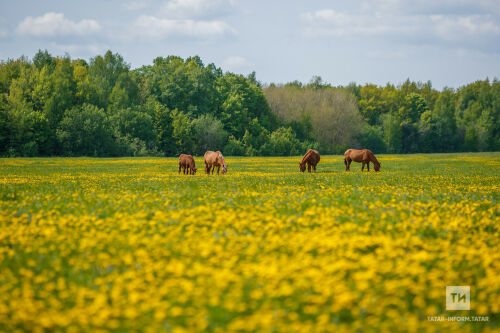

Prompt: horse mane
xmin=368 ymin=150 xmax=380 ymax=165
xmin=216 ymin=151 xmax=226 ymax=167
xmin=300 ymin=149 xmax=313 ymax=164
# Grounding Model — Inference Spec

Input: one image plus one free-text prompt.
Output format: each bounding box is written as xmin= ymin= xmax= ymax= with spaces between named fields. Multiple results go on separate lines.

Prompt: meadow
xmin=0 ymin=153 xmax=499 ymax=332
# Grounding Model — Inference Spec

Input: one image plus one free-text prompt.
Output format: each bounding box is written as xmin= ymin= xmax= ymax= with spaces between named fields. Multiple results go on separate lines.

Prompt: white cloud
xmin=132 ymin=15 xmax=235 ymax=38
xmin=123 ymin=1 xmax=150 ymax=11
xmin=360 ymin=0 xmax=500 ymax=15
xmin=431 ymin=14 xmax=500 ymax=41
xmin=16 ymin=12 xmax=101 ymax=37
xmin=161 ymin=0 xmax=235 ymax=19
xmin=222 ymin=56 xmax=251 ymax=71
xmin=301 ymin=9 xmax=500 ymax=43
xmin=50 ymin=42 xmax=107 ymax=56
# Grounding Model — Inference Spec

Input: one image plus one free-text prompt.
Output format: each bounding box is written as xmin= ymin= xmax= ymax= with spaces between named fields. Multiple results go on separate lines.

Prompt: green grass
xmin=0 ymin=152 xmax=499 ymax=332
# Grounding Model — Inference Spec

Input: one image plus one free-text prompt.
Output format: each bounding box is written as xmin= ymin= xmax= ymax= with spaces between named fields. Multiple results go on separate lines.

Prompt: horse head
xmin=299 ymin=162 xmax=306 ymax=172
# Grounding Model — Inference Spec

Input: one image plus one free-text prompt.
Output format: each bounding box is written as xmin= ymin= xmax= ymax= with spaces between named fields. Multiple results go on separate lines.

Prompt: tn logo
xmin=446 ymin=286 xmax=470 ymax=310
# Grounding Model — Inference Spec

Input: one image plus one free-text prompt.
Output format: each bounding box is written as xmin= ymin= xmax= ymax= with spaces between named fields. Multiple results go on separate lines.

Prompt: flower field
xmin=0 ymin=153 xmax=499 ymax=332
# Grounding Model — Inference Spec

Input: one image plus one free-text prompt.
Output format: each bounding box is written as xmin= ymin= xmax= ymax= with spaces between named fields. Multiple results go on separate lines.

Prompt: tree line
xmin=0 ymin=50 xmax=499 ymax=157
xmin=264 ymin=77 xmax=500 ymax=154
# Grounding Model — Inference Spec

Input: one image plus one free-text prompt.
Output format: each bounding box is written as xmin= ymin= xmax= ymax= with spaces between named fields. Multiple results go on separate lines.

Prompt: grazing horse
xmin=179 ymin=154 xmax=197 ymax=175
xmin=204 ymin=151 xmax=227 ymax=175
xmin=344 ymin=149 xmax=380 ymax=172
xmin=299 ymin=149 xmax=320 ymax=172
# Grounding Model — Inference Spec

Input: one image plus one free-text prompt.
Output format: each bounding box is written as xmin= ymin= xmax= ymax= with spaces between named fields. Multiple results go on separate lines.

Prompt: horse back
xmin=204 ymin=151 xmax=219 ymax=165
xmin=302 ymin=149 xmax=319 ymax=164
xmin=179 ymin=154 xmax=194 ymax=167
xmin=308 ymin=149 xmax=320 ymax=164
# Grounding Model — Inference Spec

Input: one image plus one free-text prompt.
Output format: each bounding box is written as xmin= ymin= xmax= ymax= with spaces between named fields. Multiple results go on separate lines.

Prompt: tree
xmin=0 ymin=96 xmax=10 ymax=155
xmin=191 ymin=114 xmax=228 ymax=155
xmin=110 ymin=107 xmax=155 ymax=147
xmin=4 ymin=51 xmax=499 ymax=156
xmin=357 ymin=124 xmax=386 ymax=153
xmin=33 ymin=49 xmax=56 ymax=72
xmin=261 ymin=127 xmax=302 ymax=156
xmin=224 ymin=136 xmax=245 ymax=156
xmin=145 ymin=97 xmax=174 ymax=156
xmin=381 ymin=112 xmax=402 ymax=153
xmin=399 ymin=93 xmax=428 ymax=123
xmin=57 ymin=104 xmax=114 ymax=156
xmin=171 ymin=109 xmax=195 ymax=155
xmin=88 ymin=51 xmax=130 ymax=108
xmin=431 ymin=88 xmax=458 ymax=151
xmin=264 ymin=84 xmax=360 ymax=153
xmin=43 ymin=57 xmax=76 ymax=127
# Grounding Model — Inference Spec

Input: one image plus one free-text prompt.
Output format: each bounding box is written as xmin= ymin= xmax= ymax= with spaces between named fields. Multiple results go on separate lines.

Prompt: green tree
xmin=146 ymin=97 xmax=174 ymax=156
xmin=110 ymin=107 xmax=155 ymax=148
xmin=43 ymin=57 xmax=76 ymax=127
xmin=381 ymin=112 xmax=402 ymax=153
xmin=191 ymin=114 xmax=228 ymax=155
xmin=88 ymin=51 xmax=130 ymax=108
xmin=171 ymin=109 xmax=195 ymax=154
xmin=57 ymin=104 xmax=114 ymax=156
xmin=224 ymin=136 xmax=246 ymax=156
xmin=357 ymin=124 xmax=386 ymax=153
xmin=261 ymin=127 xmax=302 ymax=156
xmin=33 ymin=49 xmax=56 ymax=72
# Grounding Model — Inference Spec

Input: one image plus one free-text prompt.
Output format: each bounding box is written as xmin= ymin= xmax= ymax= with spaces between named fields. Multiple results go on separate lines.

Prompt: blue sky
xmin=1 ymin=0 xmax=499 ymax=89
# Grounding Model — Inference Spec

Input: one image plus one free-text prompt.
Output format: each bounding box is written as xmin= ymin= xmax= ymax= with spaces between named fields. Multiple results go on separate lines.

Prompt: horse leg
xmin=217 ymin=166 xmax=220 ymax=175
xmin=346 ymin=158 xmax=351 ymax=171
xmin=361 ymin=162 xmax=365 ymax=171
xmin=178 ymin=164 xmax=181 ymax=174
xmin=308 ymin=164 xmax=311 ymax=173
xmin=313 ymin=164 xmax=316 ymax=172
xmin=367 ymin=162 xmax=370 ymax=172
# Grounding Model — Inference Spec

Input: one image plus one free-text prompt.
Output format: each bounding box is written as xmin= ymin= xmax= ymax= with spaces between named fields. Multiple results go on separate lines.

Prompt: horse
xmin=344 ymin=149 xmax=380 ymax=172
xmin=179 ymin=154 xmax=197 ymax=175
xmin=299 ymin=149 xmax=320 ymax=172
xmin=204 ymin=151 xmax=227 ymax=175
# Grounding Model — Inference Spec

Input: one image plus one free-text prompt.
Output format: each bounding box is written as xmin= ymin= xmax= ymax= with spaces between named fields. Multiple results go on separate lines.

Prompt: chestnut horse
xmin=179 ymin=154 xmax=197 ymax=175
xmin=299 ymin=149 xmax=320 ymax=172
xmin=204 ymin=151 xmax=227 ymax=175
xmin=344 ymin=149 xmax=380 ymax=172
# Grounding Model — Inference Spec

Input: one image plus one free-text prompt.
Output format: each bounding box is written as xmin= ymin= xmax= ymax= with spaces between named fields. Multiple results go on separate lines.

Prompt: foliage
xmin=1 ymin=50 xmax=499 ymax=156
xmin=56 ymin=104 xmax=114 ymax=156
xmin=261 ymin=127 xmax=303 ymax=156
xmin=345 ymin=79 xmax=500 ymax=153
xmin=263 ymin=84 xmax=360 ymax=154
xmin=191 ymin=114 xmax=228 ymax=156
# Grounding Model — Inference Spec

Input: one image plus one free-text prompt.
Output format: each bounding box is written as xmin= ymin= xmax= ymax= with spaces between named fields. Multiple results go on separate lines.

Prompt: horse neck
xmin=218 ymin=154 xmax=226 ymax=166
xmin=369 ymin=153 xmax=379 ymax=164
xmin=301 ymin=150 xmax=312 ymax=163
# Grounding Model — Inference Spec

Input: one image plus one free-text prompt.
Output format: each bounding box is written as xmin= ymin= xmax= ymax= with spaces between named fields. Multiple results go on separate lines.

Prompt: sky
xmin=1 ymin=0 xmax=499 ymax=89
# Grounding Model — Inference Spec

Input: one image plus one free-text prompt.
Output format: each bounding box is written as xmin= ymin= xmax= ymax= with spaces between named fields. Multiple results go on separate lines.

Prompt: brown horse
xmin=344 ymin=149 xmax=380 ymax=172
xmin=299 ymin=149 xmax=320 ymax=172
xmin=179 ymin=154 xmax=197 ymax=175
xmin=204 ymin=151 xmax=227 ymax=175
